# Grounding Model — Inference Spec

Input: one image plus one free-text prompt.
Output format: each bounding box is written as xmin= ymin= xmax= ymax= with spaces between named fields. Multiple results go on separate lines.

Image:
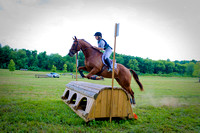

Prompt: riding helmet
xmin=94 ymin=32 xmax=102 ymax=37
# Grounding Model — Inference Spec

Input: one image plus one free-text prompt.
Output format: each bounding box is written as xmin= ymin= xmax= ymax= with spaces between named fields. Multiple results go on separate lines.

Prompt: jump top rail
xmin=66 ymin=81 xmax=129 ymax=99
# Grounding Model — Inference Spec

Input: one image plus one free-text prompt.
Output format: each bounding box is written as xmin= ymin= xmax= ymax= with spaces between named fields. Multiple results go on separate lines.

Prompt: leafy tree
xmin=123 ymin=55 xmax=132 ymax=68
xmin=63 ymin=64 xmax=67 ymax=72
xmin=0 ymin=45 xmax=12 ymax=68
xmin=8 ymin=59 xmax=15 ymax=72
xmin=186 ymin=62 xmax=195 ymax=76
xmin=52 ymin=65 xmax=57 ymax=72
xmin=1 ymin=44 xmax=199 ymax=76
xmin=174 ymin=63 xmax=186 ymax=74
xmin=192 ymin=62 xmax=200 ymax=77
xmin=38 ymin=51 xmax=48 ymax=70
xmin=78 ymin=52 xmax=85 ymax=67
xmin=48 ymin=54 xmax=63 ymax=70
xmin=30 ymin=50 xmax=38 ymax=67
xmin=16 ymin=49 xmax=28 ymax=69
xmin=165 ymin=61 xmax=175 ymax=74
xmin=135 ymin=57 xmax=144 ymax=72
xmin=73 ymin=64 xmax=77 ymax=72
xmin=66 ymin=62 xmax=76 ymax=72
xmin=116 ymin=56 xmax=124 ymax=64
xmin=154 ymin=60 xmax=165 ymax=74
xmin=143 ymin=59 xmax=154 ymax=74
xmin=128 ymin=59 xmax=139 ymax=71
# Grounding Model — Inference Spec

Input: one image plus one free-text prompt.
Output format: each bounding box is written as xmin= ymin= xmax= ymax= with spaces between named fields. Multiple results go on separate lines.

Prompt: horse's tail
xmin=129 ymin=69 xmax=144 ymax=91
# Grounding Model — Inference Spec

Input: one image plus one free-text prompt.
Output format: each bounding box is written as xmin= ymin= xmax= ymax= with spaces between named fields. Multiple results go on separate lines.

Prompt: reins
xmin=72 ymin=39 xmax=101 ymax=54
xmin=76 ymin=40 xmax=93 ymax=53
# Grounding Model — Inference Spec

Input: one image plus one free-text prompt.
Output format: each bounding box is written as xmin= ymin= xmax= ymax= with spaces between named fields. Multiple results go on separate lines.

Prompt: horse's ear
xmin=74 ymin=36 xmax=77 ymax=40
xmin=72 ymin=37 xmax=75 ymax=40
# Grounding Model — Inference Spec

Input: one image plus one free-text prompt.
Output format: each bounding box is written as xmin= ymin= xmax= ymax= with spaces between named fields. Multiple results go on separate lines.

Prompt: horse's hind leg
xmin=128 ymin=89 xmax=136 ymax=104
xmin=115 ymin=78 xmax=136 ymax=104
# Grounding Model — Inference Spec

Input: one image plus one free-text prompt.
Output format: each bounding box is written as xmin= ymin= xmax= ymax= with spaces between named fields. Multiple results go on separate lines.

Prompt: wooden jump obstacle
xmin=61 ymin=81 xmax=134 ymax=122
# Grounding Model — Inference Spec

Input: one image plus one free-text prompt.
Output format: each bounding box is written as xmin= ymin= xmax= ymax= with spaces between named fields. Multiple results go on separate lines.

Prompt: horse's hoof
xmin=73 ymin=105 xmax=77 ymax=110
xmin=66 ymin=100 xmax=70 ymax=104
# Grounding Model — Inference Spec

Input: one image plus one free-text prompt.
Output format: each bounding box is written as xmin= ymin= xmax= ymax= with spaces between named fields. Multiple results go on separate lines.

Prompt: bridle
xmin=70 ymin=39 xmax=93 ymax=55
xmin=72 ymin=40 xmax=79 ymax=53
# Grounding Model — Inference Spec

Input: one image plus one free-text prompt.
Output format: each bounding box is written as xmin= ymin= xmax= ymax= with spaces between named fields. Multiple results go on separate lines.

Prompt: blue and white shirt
xmin=98 ymin=39 xmax=112 ymax=50
xmin=97 ymin=39 xmax=112 ymax=59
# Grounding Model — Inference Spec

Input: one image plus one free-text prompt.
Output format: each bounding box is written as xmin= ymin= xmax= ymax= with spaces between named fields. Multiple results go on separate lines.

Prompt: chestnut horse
xmin=68 ymin=37 xmax=143 ymax=104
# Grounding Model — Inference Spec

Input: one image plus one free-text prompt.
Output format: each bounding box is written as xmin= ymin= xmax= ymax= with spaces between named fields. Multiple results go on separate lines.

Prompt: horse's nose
xmin=68 ymin=52 xmax=73 ymax=57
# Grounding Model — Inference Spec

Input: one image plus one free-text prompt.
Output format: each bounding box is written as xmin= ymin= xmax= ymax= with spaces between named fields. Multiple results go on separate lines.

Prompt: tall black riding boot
xmin=105 ymin=58 xmax=112 ymax=72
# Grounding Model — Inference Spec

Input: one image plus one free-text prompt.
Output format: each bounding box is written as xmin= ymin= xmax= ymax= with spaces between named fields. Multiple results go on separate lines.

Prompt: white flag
xmin=115 ymin=23 xmax=120 ymax=37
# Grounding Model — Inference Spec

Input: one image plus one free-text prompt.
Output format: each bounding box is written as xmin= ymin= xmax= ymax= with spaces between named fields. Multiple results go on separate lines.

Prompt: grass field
xmin=0 ymin=69 xmax=200 ymax=132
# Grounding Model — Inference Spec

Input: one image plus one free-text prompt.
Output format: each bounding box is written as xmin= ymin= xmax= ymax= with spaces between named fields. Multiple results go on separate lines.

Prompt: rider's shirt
xmin=98 ymin=39 xmax=105 ymax=49
xmin=98 ymin=39 xmax=112 ymax=50
xmin=98 ymin=39 xmax=112 ymax=59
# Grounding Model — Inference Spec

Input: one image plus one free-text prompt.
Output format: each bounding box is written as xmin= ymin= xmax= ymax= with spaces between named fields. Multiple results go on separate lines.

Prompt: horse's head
xmin=68 ymin=36 xmax=81 ymax=57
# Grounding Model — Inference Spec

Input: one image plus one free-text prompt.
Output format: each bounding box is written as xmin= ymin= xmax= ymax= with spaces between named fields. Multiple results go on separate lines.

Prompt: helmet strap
xmin=98 ymin=36 xmax=102 ymax=40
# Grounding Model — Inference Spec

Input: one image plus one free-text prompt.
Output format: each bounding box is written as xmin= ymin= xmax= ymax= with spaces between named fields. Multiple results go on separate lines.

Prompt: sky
xmin=0 ymin=0 xmax=199 ymax=61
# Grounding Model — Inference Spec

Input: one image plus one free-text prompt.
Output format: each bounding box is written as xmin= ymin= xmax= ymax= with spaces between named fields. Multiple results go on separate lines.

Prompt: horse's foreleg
xmin=78 ymin=66 xmax=87 ymax=78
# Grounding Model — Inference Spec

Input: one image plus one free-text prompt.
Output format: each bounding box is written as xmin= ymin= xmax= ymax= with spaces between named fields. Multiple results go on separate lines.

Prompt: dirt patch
xmin=141 ymin=92 xmax=182 ymax=107
xmin=159 ymin=97 xmax=179 ymax=107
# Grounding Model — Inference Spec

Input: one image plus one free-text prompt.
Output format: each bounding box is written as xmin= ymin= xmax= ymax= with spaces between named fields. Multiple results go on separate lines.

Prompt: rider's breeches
xmin=103 ymin=47 xmax=112 ymax=60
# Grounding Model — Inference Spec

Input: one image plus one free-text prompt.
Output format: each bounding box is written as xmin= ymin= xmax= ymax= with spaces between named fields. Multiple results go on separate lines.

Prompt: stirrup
xmin=108 ymin=68 xmax=112 ymax=72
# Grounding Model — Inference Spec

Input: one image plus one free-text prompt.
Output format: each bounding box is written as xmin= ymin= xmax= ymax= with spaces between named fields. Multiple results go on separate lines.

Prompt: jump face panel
xmin=61 ymin=81 xmax=134 ymax=122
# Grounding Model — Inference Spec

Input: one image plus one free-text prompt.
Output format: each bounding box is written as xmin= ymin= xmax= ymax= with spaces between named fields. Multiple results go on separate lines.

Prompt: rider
xmin=94 ymin=32 xmax=113 ymax=72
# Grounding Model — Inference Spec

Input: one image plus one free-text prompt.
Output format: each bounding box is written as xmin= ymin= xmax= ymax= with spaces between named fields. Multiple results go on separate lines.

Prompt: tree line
xmin=0 ymin=44 xmax=200 ymax=77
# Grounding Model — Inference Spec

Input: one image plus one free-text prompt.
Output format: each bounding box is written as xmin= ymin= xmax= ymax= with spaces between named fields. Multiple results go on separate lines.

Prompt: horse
xmin=68 ymin=36 xmax=144 ymax=104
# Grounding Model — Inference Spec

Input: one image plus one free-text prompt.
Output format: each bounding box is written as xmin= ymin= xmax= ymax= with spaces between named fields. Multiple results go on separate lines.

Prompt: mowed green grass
xmin=0 ymin=69 xmax=200 ymax=132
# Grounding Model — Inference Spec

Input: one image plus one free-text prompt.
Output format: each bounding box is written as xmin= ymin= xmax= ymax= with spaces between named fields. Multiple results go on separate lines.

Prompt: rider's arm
xmin=95 ymin=39 xmax=105 ymax=51
xmin=94 ymin=46 xmax=104 ymax=51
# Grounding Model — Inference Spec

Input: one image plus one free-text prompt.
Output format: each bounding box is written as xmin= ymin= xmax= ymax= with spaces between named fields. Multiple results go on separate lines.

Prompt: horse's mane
xmin=80 ymin=39 xmax=102 ymax=54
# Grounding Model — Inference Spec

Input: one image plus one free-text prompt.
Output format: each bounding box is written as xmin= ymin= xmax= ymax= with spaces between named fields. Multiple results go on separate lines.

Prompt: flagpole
xmin=110 ymin=23 xmax=119 ymax=122
xmin=76 ymin=52 xmax=78 ymax=81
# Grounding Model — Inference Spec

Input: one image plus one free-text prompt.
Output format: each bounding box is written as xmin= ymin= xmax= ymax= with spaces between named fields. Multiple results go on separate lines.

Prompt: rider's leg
xmin=103 ymin=48 xmax=112 ymax=72
xmin=105 ymin=58 xmax=112 ymax=72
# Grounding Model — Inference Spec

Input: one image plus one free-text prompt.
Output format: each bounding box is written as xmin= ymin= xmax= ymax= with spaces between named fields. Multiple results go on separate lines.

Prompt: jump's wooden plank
xmin=69 ymin=81 xmax=122 ymax=91
xmin=95 ymin=92 xmax=102 ymax=118
xmin=106 ymin=89 xmax=111 ymax=117
xmin=85 ymin=98 xmax=94 ymax=113
xmin=113 ymin=90 xmax=119 ymax=117
xmin=69 ymin=81 xmax=108 ymax=90
xmin=66 ymin=84 xmax=97 ymax=98
xmin=101 ymin=90 xmax=107 ymax=117
xmin=87 ymin=101 xmax=95 ymax=119
xmin=118 ymin=90 xmax=124 ymax=116
xmin=68 ymin=84 xmax=100 ymax=94
xmin=127 ymin=100 xmax=134 ymax=119
xmin=122 ymin=94 xmax=128 ymax=117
